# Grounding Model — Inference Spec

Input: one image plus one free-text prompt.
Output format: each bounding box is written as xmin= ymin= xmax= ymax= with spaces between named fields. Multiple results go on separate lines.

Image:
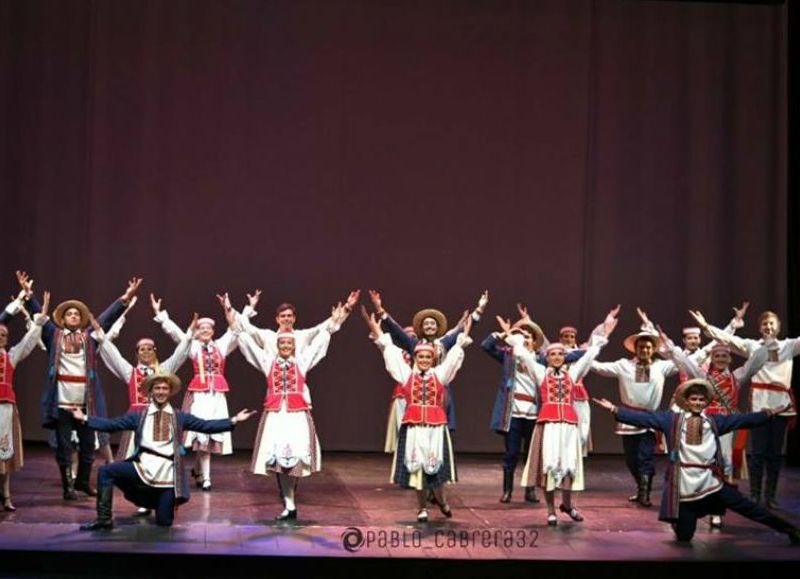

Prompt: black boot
xmin=765 ymin=471 xmax=781 ymax=510
xmin=524 ymin=486 xmax=540 ymax=504
xmin=60 ymin=466 xmax=77 ymax=501
xmin=637 ymin=475 xmax=652 ymax=507
xmin=500 ymin=470 xmax=513 ymax=503
xmin=749 ymin=474 xmax=763 ymax=505
xmin=80 ymin=485 xmax=113 ymax=531
xmin=75 ymin=463 xmax=97 ymax=497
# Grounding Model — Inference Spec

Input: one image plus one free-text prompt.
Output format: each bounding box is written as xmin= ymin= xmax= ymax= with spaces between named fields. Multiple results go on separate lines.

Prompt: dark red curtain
xmin=0 ymin=0 xmax=787 ymax=452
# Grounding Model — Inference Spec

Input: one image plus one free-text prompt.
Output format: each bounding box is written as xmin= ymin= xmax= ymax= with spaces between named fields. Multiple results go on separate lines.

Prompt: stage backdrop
xmin=0 ymin=0 xmax=787 ymax=452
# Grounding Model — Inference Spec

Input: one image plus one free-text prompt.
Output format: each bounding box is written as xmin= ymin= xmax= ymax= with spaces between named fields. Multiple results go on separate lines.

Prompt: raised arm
xmin=236 ymin=326 xmax=274 ymax=375
xmin=375 ymin=333 xmax=413 ymax=384
xmin=8 ymin=293 xmax=49 ymax=366
xmin=481 ymin=333 xmax=507 ymax=363
xmin=160 ymin=314 xmax=197 ymax=373
xmin=733 ymin=342 xmax=770 ymax=385
xmin=297 ymin=327 xmax=332 ymax=373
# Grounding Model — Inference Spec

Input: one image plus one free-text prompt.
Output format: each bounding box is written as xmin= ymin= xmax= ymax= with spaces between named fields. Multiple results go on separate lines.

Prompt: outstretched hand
xmin=216 ymin=292 xmax=232 ymax=312
xmin=247 ymin=289 xmax=262 ymax=309
xmin=592 ymin=397 xmax=617 ymax=413
xmin=496 ymin=315 xmax=512 ymax=335
xmin=40 ymin=290 xmax=51 ymax=318
xmin=360 ymin=305 xmax=382 ymax=338
xmin=88 ymin=313 xmax=102 ymax=334
xmin=345 ymin=289 xmax=361 ymax=311
xmin=16 ymin=270 xmax=34 ymax=296
xmin=232 ymin=409 xmax=258 ymax=424
xmin=688 ymin=309 xmax=709 ymax=330
xmin=516 ymin=303 xmax=530 ymax=322
xmin=656 ymin=324 xmax=674 ymax=350
xmin=731 ymin=301 xmax=750 ymax=330
xmin=368 ymin=290 xmax=384 ymax=315
xmin=150 ymin=293 xmax=162 ymax=315
xmin=476 ymin=290 xmax=489 ymax=314
xmin=603 ymin=304 xmax=621 ymax=336
xmin=69 ymin=405 xmax=87 ymax=422
xmin=122 ymin=277 xmax=143 ymax=303
xmin=188 ymin=312 xmax=200 ymax=333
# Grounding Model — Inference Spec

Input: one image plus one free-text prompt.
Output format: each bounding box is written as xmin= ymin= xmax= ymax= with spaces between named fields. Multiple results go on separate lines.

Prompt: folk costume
xmin=157 ymin=310 xmax=237 ymax=490
xmin=79 ymin=373 xmax=238 ymax=529
xmin=513 ymin=329 xmax=608 ymax=524
xmin=0 ymin=305 xmax=47 ymax=511
xmin=95 ymin=313 xmax=192 ymax=460
xmin=26 ymin=295 xmax=126 ymax=500
xmin=590 ymin=326 xmax=678 ymax=506
xmin=237 ymin=317 xmax=331 ymax=520
xmin=611 ymin=379 xmax=799 ymax=545
xmin=376 ymin=331 xmax=470 ymax=521
xmin=700 ymin=320 xmax=799 ymax=507
xmin=482 ymin=319 xmax=545 ymax=504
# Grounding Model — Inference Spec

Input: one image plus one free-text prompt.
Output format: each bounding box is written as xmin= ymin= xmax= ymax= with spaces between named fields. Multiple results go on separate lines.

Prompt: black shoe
xmin=559 ymin=504 xmax=584 ymax=522
xmin=500 ymin=470 xmax=513 ymax=503
xmin=547 ymin=514 xmax=558 ymax=526
xmin=499 ymin=490 xmax=512 ymax=503
xmin=2 ymin=497 xmax=16 ymax=512
xmin=80 ymin=518 xmax=114 ymax=531
xmin=59 ymin=466 xmax=77 ymax=501
xmin=275 ymin=509 xmax=297 ymax=521
xmin=438 ymin=503 xmax=453 ymax=518
xmin=637 ymin=475 xmax=653 ymax=508
xmin=524 ymin=487 xmax=540 ymax=504
xmin=80 ymin=486 xmax=113 ymax=531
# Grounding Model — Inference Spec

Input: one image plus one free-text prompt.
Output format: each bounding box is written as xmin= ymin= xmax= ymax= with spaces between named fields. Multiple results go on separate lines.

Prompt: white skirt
xmin=251 ymin=405 xmax=320 ymax=477
xmin=182 ymin=391 xmax=232 ymax=455
xmin=521 ymin=422 xmax=584 ymax=491
xmin=574 ymin=399 xmax=592 ymax=456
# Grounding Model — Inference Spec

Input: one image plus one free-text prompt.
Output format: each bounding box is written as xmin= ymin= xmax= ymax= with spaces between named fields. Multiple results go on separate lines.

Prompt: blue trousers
xmin=502 ymin=417 xmax=535 ymax=476
xmin=98 ymin=462 xmax=177 ymax=526
xmin=672 ymin=484 xmax=795 ymax=542
xmin=55 ymin=408 xmax=94 ymax=467
xmin=748 ymin=416 xmax=788 ymax=485
xmin=621 ymin=431 xmax=656 ymax=478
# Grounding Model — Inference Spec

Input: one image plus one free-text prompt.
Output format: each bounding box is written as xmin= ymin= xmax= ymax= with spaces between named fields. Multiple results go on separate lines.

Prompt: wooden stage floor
xmin=1 ymin=444 xmax=798 ymax=577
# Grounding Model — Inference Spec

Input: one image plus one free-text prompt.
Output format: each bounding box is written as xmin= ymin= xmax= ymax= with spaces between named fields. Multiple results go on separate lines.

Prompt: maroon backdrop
xmin=0 ymin=0 xmax=787 ymax=452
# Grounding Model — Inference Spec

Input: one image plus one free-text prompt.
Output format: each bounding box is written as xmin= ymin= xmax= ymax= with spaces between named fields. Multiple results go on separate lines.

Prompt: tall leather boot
xmin=75 ymin=462 xmax=97 ymax=497
xmin=80 ymin=485 xmax=114 ymax=531
xmin=500 ymin=470 xmax=513 ymax=503
xmin=637 ymin=475 xmax=652 ymax=507
xmin=765 ymin=470 xmax=780 ymax=510
xmin=60 ymin=465 xmax=77 ymax=501
xmin=524 ymin=486 xmax=540 ymax=504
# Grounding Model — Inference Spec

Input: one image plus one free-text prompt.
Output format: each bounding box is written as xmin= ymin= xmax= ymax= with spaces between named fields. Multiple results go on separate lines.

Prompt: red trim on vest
xmin=535 ymin=370 xmax=579 ymax=424
xmin=188 ymin=346 xmax=229 ymax=392
xmin=400 ymin=372 xmax=447 ymax=426
xmin=128 ymin=367 xmax=151 ymax=408
xmin=264 ymin=360 xmax=310 ymax=412
xmin=56 ymin=374 xmax=88 ymax=383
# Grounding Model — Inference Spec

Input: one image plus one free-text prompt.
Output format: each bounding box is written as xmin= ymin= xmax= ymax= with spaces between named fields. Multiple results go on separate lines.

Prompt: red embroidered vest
xmin=128 ymin=367 xmax=152 ymax=410
xmin=0 ymin=351 xmax=16 ymax=404
xmin=188 ymin=344 xmax=229 ymax=392
xmin=400 ymin=371 xmax=447 ymax=426
xmin=705 ymin=369 xmax=738 ymax=416
xmin=536 ymin=370 xmax=579 ymax=424
xmin=264 ymin=359 xmax=310 ymax=411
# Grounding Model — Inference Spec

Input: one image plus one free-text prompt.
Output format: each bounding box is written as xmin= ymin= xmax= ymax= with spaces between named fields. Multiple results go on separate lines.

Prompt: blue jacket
xmin=616 ymin=407 xmax=771 ymax=521
xmin=27 ymin=296 xmax=126 ymax=429
xmin=88 ymin=409 xmax=234 ymax=503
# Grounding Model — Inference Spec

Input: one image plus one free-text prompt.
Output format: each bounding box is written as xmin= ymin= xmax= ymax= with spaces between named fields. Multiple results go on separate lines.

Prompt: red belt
xmin=751 ymin=383 xmax=790 ymax=393
xmin=57 ymin=374 xmax=88 ymax=383
xmin=513 ymin=393 xmax=536 ymax=403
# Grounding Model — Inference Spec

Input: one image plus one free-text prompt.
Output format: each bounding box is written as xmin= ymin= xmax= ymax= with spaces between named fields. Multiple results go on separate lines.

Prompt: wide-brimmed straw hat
xmin=673 ymin=378 xmax=714 ymax=412
xmin=141 ymin=372 xmax=182 ymax=397
xmin=53 ymin=299 xmax=91 ymax=329
xmin=412 ymin=308 xmax=448 ymax=339
xmin=511 ymin=320 xmax=545 ymax=351
xmin=623 ymin=330 xmax=660 ymax=354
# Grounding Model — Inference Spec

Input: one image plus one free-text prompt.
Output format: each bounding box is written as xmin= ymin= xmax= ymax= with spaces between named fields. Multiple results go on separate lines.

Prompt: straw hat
xmin=673 ymin=378 xmax=714 ymax=412
xmin=511 ymin=320 xmax=545 ymax=351
xmin=141 ymin=372 xmax=182 ymax=397
xmin=623 ymin=330 xmax=660 ymax=354
xmin=412 ymin=308 xmax=448 ymax=339
xmin=53 ymin=299 xmax=90 ymax=329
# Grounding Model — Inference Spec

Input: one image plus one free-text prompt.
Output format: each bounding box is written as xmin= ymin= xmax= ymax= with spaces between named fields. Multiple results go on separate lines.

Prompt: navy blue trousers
xmin=621 ymin=431 xmax=656 ymax=479
xmin=672 ymin=484 xmax=795 ymax=542
xmin=749 ymin=416 xmax=788 ymax=484
xmin=55 ymin=408 xmax=94 ymax=467
xmin=502 ymin=417 xmax=535 ymax=476
xmin=98 ymin=462 xmax=177 ymax=526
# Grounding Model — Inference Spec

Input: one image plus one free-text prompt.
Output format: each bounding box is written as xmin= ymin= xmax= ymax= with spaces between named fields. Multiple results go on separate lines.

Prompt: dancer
xmin=384 ymin=325 xmax=416 ymax=454
xmin=368 ymin=289 xmax=489 ymax=432
xmin=19 ymin=271 xmax=140 ymax=501
xmin=239 ymin=289 xmax=360 ymax=356
xmin=73 ymin=372 xmax=256 ymax=529
xmin=593 ymin=379 xmax=800 ymax=545
xmin=236 ymin=301 xmax=349 ymax=520
xmin=363 ymin=308 xmax=473 ymax=522
xmin=152 ymin=293 xmax=238 ymax=491
xmin=690 ymin=308 xmax=799 ymax=509
xmin=658 ymin=326 xmax=769 ymax=528
xmin=504 ymin=306 xmax=618 ymax=526
xmin=676 ymin=302 xmax=748 ymax=383
xmin=589 ymin=307 xmax=678 ymax=507
xmin=482 ymin=316 xmax=545 ymax=504
xmin=0 ymin=291 xmax=50 ymax=511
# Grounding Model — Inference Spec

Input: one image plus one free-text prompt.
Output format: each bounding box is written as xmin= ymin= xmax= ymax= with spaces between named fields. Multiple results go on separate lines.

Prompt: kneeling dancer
xmin=593 ymin=379 xmax=800 ymax=545
xmin=72 ymin=372 xmax=255 ymax=529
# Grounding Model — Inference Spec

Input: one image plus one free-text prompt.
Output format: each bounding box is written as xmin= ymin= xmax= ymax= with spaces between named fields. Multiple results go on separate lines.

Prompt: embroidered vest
xmin=536 ymin=370 xmax=579 ymax=424
xmin=264 ymin=359 xmax=310 ymax=411
xmin=128 ymin=366 xmax=153 ymax=410
xmin=401 ymin=371 xmax=447 ymax=426
xmin=0 ymin=351 xmax=16 ymax=403
xmin=188 ymin=344 xmax=229 ymax=392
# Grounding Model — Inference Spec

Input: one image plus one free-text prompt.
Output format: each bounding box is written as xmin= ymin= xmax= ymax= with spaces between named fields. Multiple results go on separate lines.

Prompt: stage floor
xmin=1 ymin=445 xmax=799 ymax=576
